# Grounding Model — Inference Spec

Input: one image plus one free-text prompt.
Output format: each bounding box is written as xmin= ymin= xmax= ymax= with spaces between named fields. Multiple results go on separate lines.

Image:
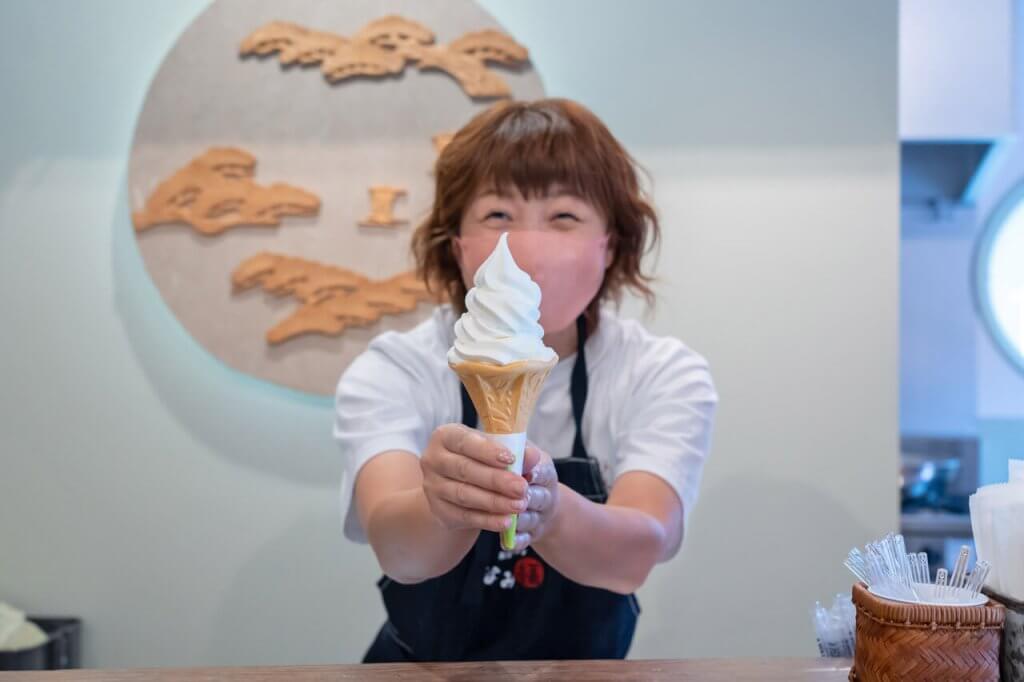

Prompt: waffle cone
xmin=450 ymin=358 xmax=557 ymax=434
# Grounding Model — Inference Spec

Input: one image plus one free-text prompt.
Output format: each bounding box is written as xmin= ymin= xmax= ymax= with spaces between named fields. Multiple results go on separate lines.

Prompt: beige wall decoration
xmin=129 ymin=0 xmax=545 ymax=396
xmin=432 ymin=132 xmax=455 ymax=155
xmin=359 ymin=186 xmax=407 ymax=228
xmin=239 ymin=16 xmax=529 ymax=99
xmin=133 ymin=147 xmax=321 ymax=235
xmin=232 ymin=253 xmax=432 ymax=344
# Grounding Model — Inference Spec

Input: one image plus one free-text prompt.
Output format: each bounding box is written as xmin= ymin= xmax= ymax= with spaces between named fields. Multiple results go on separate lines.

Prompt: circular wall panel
xmin=129 ymin=0 xmax=545 ymax=395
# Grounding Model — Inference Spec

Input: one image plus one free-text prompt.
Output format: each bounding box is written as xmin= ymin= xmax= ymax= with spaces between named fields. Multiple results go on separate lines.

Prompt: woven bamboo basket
xmin=849 ymin=581 xmax=1005 ymax=681
xmin=984 ymin=586 xmax=1024 ymax=681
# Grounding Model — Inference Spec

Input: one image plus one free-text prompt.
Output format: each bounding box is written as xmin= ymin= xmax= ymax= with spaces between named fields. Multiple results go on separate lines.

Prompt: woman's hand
xmin=420 ymin=424 xmax=530 ymax=534
xmin=510 ymin=443 xmax=561 ymax=551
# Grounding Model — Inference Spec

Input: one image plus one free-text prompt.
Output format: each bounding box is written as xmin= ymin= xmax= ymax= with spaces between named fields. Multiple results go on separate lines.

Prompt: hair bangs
xmin=468 ymin=108 xmax=612 ymax=214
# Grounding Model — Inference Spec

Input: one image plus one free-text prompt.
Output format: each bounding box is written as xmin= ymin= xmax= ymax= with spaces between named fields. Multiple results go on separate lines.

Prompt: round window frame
xmin=973 ymin=180 xmax=1024 ymax=379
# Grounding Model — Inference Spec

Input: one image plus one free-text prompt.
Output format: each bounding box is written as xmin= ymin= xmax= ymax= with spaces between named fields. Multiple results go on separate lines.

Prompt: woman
xmin=334 ymin=99 xmax=718 ymax=662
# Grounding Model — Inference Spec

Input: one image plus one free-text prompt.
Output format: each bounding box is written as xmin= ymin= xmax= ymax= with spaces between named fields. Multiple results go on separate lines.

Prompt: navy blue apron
xmin=363 ymin=316 xmax=640 ymax=662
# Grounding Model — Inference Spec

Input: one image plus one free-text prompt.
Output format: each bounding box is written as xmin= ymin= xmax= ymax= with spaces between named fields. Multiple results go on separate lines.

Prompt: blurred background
xmin=899 ymin=0 xmax=1024 ymax=574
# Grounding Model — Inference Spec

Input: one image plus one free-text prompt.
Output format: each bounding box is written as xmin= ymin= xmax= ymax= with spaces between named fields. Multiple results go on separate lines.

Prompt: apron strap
xmin=569 ymin=314 xmax=589 ymax=460
xmin=459 ymin=314 xmax=591 ymax=461
xmin=460 ymin=375 xmax=478 ymax=429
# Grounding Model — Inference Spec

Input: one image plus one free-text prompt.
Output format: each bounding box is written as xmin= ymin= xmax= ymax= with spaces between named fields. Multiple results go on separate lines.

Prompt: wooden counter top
xmin=2 ymin=658 xmax=852 ymax=680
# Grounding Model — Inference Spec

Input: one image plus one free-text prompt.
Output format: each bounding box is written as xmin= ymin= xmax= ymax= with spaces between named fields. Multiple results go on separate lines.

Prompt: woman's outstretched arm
xmin=520 ymin=446 xmax=683 ymax=594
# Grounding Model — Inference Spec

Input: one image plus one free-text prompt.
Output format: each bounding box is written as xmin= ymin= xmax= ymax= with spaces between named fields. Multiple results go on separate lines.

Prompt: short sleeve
xmin=334 ymin=340 xmax=436 ymax=544
xmin=612 ymin=339 xmax=718 ymax=542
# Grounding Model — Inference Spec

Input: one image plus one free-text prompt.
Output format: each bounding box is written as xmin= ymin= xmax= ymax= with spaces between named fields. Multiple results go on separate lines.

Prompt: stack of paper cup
xmin=970 ymin=459 xmax=1024 ymax=602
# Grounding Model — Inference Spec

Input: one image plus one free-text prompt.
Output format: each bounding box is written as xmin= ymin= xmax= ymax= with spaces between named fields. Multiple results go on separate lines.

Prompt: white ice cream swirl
xmin=448 ymin=233 xmax=556 ymax=365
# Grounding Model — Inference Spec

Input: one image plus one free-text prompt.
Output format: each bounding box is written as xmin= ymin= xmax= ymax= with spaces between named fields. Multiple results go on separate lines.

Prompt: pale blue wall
xmin=897 ymin=0 xmax=1024 ymax=485
xmin=899 ymin=209 xmax=979 ymax=436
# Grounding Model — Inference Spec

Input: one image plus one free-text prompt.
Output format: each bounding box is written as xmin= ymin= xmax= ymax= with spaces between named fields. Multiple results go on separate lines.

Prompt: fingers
xmin=527 ymin=461 xmax=557 ymax=488
xmin=429 ymin=497 xmax=513 ymax=534
xmin=523 ymin=443 xmax=557 ymax=487
xmin=423 ymin=425 xmax=537 ymax=533
xmin=435 ymin=449 xmax=527 ymax=499
xmin=425 ymin=426 xmax=527 ymax=498
xmin=433 ymin=478 xmax=527 ymax=515
xmin=439 ymin=425 xmax=514 ymax=468
xmin=524 ymin=484 xmax=553 ymax=513
xmin=515 ymin=510 xmax=540 ymax=534
xmin=514 ymin=484 xmax=552 ymax=533
xmin=511 ymin=532 xmax=532 ymax=553
xmin=522 ymin=443 xmax=542 ymax=475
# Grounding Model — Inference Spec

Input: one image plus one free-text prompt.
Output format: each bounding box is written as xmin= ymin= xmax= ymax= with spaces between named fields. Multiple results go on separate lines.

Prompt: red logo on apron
xmin=513 ymin=556 xmax=545 ymax=589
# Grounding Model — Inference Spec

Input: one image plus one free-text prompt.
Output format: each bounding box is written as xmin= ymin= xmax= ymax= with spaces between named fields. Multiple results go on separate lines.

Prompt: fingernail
xmin=497 ymin=449 xmax=515 ymax=464
xmin=527 ymin=468 xmax=537 ymax=483
xmin=502 ymin=517 xmax=514 ymax=529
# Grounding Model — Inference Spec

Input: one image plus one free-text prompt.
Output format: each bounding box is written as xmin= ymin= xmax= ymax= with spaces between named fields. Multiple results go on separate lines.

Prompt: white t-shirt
xmin=334 ymin=306 xmax=719 ymax=545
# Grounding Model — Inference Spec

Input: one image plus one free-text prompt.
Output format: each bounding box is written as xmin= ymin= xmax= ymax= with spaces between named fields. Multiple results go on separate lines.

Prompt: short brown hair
xmin=412 ymin=98 xmax=660 ymax=322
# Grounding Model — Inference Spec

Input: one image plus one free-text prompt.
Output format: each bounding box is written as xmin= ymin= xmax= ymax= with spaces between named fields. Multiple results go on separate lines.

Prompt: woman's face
xmin=454 ymin=185 xmax=612 ymax=334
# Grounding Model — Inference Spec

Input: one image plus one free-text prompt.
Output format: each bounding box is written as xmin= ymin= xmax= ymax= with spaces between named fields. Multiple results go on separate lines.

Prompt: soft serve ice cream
xmin=448 ymin=232 xmax=557 ymax=550
xmin=448 ymin=232 xmax=556 ymax=366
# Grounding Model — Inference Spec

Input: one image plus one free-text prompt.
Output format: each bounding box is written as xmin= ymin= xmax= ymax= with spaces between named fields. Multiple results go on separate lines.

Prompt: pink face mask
xmin=454 ymin=231 xmax=611 ymax=334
